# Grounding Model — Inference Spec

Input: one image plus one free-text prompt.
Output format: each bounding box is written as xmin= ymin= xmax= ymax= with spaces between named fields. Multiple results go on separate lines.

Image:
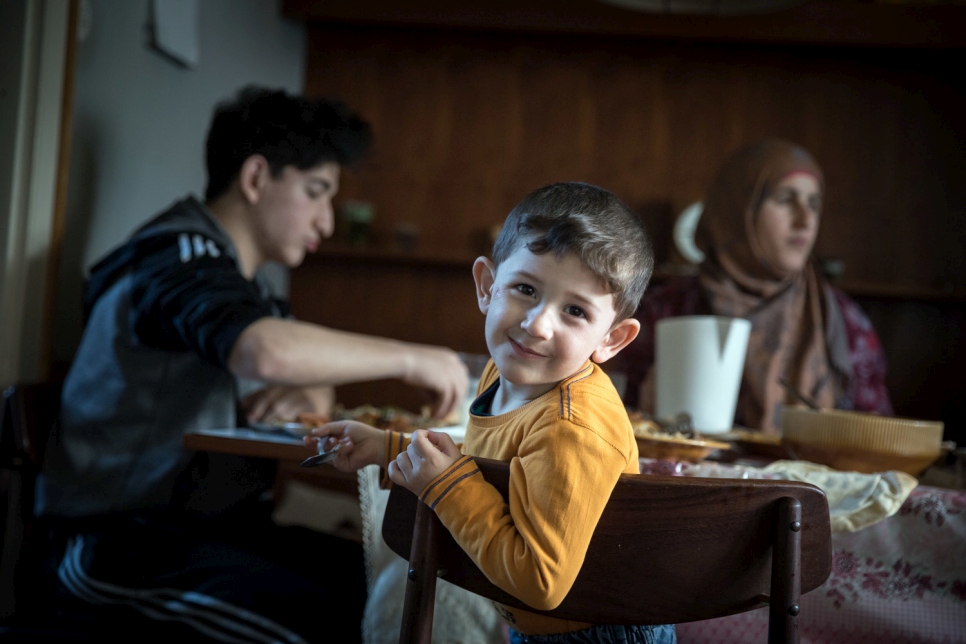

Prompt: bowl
xmin=634 ymin=433 xmax=730 ymax=463
xmin=781 ymin=407 xmax=944 ymax=475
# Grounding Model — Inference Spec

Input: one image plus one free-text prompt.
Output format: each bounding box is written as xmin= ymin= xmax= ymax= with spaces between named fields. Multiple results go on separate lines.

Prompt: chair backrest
xmin=0 ymin=381 xmax=63 ymax=618
xmin=383 ymin=457 xmax=831 ymax=644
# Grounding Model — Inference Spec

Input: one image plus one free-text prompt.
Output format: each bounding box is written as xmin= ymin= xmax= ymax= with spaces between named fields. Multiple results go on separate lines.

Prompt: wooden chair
xmin=382 ymin=457 xmax=832 ymax=644
xmin=0 ymin=381 xmax=63 ymax=620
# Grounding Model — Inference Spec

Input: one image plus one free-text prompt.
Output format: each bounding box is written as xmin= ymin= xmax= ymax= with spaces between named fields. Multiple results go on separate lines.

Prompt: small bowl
xmin=781 ymin=407 xmax=944 ymax=475
xmin=635 ymin=433 xmax=730 ymax=463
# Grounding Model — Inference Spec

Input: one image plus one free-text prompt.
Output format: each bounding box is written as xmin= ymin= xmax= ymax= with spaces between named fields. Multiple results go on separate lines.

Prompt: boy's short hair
xmin=492 ymin=182 xmax=653 ymax=321
xmin=204 ymin=85 xmax=373 ymax=201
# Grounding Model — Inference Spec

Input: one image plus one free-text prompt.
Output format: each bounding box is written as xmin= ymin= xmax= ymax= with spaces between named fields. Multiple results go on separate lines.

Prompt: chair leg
xmin=398 ymin=501 xmax=440 ymax=644
xmin=0 ymin=469 xmax=26 ymax=618
xmin=768 ymin=497 xmax=801 ymax=644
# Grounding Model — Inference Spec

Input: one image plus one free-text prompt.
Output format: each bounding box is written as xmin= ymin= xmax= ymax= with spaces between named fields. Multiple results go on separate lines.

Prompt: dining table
xmin=184 ymin=427 xmax=966 ymax=644
xmin=183 ymin=427 xmax=361 ymax=496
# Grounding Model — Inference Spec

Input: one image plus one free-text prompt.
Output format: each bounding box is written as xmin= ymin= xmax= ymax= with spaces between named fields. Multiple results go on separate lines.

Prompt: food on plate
xmin=324 ymin=404 xmax=455 ymax=433
xmin=296 ymin=411 xmax=330 ymax=428
xmin=258 ymin=405 xmax=458 ymax=437
xmin=627 ymin=410 xmax=697 ymax=440
xmin=627 ymin=409 xmax=730 ymax=463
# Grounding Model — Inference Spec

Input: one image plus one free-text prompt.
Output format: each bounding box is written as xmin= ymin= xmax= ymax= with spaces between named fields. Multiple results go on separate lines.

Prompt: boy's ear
xmin=472 ymin=257 xmax=496 ymax=315
xmin=238 ymin=155 xmax=270 ymax=205
xmin=591 ymin=317 xmax=640 ymax=364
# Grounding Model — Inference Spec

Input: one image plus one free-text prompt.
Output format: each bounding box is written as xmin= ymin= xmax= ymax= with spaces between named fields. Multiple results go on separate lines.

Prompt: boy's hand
xmin=388 ymin=429 xmax=462 ymax=495
xmin=306 ymin=420 xmax=385 ymax=472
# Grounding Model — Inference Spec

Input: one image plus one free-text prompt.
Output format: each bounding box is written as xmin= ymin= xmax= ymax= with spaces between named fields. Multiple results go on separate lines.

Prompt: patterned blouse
xmin=620 ymin=276 xmax=893 ymax=417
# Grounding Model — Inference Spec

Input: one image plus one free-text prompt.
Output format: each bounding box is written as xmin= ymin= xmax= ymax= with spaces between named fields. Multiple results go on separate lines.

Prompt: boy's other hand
xmin=305 ymin=420 xmax=385 ymax=471
xmin=388 ymin=429 xmax=462 ymax=495
xmin=402 ymin=346 xmax=469 ymax=420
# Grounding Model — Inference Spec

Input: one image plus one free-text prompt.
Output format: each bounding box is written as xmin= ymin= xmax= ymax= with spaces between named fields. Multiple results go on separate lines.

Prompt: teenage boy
xmin=34 ymin=86 xmax=467 ymax=643
xmin=312 ymin=182 xmax=676 ymax=643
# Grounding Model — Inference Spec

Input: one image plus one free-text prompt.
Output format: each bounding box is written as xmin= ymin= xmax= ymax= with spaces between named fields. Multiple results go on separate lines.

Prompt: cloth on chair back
xmin=357 ymin=464 xmax=503 ymax=644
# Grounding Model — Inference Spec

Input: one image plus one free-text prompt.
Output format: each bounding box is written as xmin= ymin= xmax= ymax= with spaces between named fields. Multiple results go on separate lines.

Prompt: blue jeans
xmin=509 ymin=624 xmax=676 ymax=644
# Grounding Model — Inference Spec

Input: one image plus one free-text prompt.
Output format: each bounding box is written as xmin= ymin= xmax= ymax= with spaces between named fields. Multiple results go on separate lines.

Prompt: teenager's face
xmin=755 ymin=172 xmax=821 ymax=276
xmin=254 ymin=162 xmax=340 ymax=268
xmin=474 ymin=246 xmax=629 ymax=402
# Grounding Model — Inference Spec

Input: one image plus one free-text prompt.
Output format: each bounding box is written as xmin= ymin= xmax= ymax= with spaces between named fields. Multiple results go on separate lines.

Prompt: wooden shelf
xmin=304 ymin=243 xmax=476 ymax=271
xmin=303 ymin=252 xmax=966 ymax=303
xmin=832 ymin=279 xmax=966 ymax=303
xmin=283 ymin=0 xmax=966 ymax=49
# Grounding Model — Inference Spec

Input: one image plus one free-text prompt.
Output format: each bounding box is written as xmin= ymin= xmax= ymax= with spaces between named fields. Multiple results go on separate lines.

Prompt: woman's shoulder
xmin=829 ymin=286 xmax=877 ymax=335
xmin=829 ymin=285 xmax=888 ymax=365
xmin=828 ymin=286 xmax=893 ymax=414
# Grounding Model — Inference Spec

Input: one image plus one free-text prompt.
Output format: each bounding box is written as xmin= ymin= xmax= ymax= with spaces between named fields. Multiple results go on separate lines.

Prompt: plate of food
xmin=331 ymin=405 xmax=466 ymax=442
xmin=716 ymin=428 xmax=790 ymax=461
xmin=251 ymin=405 xmax=461 ymax=438
xmin=249 ymin=412 xmax=330 ymax=437
xmin=628 ymin=411 xmax=730 ymax=463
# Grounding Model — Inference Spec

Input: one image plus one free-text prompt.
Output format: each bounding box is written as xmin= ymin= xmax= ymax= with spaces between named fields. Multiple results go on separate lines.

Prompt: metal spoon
xmin=301 ymin=439 xmax=342 ymax=467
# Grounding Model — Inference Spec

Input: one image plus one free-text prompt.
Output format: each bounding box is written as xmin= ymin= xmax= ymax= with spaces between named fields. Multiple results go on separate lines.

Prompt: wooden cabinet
xmin=285 ymin=0 xmax=966 ymax=443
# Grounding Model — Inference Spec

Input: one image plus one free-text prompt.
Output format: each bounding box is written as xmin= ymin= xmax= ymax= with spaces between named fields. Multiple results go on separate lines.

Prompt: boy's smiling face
xmin=473 ymin=244 xmax=640 ymax=405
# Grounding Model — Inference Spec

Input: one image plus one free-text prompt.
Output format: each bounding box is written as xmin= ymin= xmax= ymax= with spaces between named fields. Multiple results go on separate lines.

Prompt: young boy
xmin=313 ymin=182 xmax=676 ymax=643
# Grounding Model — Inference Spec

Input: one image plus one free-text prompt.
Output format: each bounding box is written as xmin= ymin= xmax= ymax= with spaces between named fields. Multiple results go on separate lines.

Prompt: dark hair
xmin=492 ymin=182 xmax=653 ymax=321
xmin=204 ymin=85 xmax=373 ymax=201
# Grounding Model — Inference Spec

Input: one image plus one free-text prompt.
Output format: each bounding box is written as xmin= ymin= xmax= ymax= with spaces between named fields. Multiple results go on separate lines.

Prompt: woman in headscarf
xmin=622 ymin=139 xmax=892 ymax=433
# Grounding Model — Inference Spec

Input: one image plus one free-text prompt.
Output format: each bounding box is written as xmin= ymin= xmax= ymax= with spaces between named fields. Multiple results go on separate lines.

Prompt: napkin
xmin=762 ymin=460 xmax=918 ymax=532
xmin=356 ymin=465 xmax=502 ymax=644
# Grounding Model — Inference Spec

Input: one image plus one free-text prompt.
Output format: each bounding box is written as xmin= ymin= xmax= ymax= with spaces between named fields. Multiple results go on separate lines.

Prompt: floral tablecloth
xmin=643 ymin=461 xmax=966 ymax=644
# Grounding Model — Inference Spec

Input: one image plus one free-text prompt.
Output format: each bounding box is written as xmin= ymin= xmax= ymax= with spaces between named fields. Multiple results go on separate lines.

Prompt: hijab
xmin=695 ymin=139 xmax=852 ymax=433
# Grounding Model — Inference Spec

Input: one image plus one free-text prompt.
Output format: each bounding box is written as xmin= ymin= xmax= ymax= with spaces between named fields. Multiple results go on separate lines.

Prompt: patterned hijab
xmin=695 ymin=140 xmax=852 ymax=433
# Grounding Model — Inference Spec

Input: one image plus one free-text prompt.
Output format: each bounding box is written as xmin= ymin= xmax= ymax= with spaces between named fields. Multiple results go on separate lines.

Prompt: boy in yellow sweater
xmin=311 ymin=182 xmax=675 ymax=643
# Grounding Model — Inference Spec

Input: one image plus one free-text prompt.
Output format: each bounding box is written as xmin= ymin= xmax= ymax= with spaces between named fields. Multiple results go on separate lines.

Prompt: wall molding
xmin=0 ymin=0 xmax=74 ymax=387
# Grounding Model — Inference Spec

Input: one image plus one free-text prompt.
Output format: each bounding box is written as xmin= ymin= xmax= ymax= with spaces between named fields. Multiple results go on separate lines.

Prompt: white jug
xmin=655 ymin=315 xmax=751 ymax=434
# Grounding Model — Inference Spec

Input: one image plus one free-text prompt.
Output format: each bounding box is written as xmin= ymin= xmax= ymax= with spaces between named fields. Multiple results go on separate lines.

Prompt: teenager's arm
xmin=241 ymin=382 xmax=335 ymax=423
xmin=128 ymin=232 xmax=468 ymax=418
xmin=229 ymin=318 xmax=468 ymax=418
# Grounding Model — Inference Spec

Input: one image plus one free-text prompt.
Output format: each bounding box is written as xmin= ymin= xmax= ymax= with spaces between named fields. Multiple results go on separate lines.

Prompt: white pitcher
xmin=655 ymin=315 xmax=751 ymax=434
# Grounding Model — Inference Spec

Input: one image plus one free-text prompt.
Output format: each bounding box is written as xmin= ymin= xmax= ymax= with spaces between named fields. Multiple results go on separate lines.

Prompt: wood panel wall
xmin=291 ymin=20 xmax=966 ymax=442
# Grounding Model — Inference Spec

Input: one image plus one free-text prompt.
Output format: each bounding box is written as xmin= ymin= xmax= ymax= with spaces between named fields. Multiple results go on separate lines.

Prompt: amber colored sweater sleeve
xmin=380 ymin=428 xmax=410 ymax=488
xmin=420 ymin=415 xmax=629 ymax=611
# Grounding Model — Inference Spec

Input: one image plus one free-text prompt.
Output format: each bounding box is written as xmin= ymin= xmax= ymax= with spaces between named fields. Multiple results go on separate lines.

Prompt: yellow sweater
xmin=382 ymin=359 xmax=639 ymax=635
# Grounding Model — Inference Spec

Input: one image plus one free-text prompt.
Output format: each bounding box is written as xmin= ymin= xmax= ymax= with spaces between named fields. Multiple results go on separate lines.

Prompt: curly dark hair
xmin=204 ymin=85 xmax=372 ymax=201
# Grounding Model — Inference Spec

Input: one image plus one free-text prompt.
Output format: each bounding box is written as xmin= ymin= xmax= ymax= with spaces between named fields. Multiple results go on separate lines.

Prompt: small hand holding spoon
xmin=301 ymin=437 xmax=342 ymax=468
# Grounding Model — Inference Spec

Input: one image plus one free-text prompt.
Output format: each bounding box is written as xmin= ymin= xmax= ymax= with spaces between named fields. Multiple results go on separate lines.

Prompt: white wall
xmin=53 ymin=0 xmax=306 ymax=366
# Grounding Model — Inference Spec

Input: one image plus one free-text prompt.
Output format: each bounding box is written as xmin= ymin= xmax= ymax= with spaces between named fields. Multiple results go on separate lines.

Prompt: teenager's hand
xmin=402 ymin=346 xmax=469 ymax=420
xmin=306 ymin=420 xmax=385 ymax=472
xmin=242 ymin=385 xmax=334 ymax=424
xmin=388 ymin=429 xmax=462 ymax=495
